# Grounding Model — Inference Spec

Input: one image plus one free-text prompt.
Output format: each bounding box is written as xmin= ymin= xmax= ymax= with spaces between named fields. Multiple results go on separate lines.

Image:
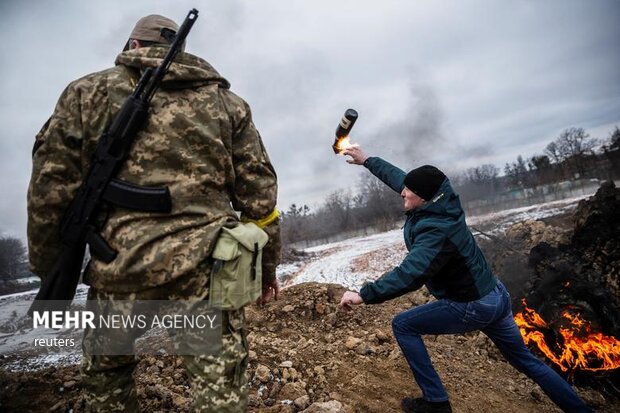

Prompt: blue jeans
xmin=391 ymin=281 xmax=593 ymax=413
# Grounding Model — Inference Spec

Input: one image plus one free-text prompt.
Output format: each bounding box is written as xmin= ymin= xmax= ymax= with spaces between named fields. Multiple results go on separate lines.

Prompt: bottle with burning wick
xmin=332 ymin=109 xmax=359 ymax=154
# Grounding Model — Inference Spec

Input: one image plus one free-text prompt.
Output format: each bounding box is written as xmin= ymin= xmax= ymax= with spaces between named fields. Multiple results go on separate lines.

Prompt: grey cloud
xmin=1 ymin=0 xmax=619 ymax=240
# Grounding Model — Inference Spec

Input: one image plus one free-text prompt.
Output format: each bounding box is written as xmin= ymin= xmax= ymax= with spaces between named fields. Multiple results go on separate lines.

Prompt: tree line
xmin=283 ymin=172 xmax=404 ymax=246
xmin=1 ymin=126 xmax=618 ymax=278
xmin=454 ymin=126 xmax=619 ymax=203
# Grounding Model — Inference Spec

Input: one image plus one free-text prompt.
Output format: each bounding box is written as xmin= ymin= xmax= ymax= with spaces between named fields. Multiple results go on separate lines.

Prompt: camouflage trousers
xmin=80 ymin=264 xmax=249 ymax=412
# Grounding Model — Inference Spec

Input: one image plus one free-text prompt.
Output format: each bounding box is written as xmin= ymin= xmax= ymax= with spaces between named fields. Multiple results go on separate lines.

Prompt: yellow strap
xmin=241 ymin=208 xmax=280 ymax=229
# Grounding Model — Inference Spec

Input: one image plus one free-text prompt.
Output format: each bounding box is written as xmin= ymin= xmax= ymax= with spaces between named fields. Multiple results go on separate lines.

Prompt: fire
xmin=515 ymin=299 xmax=620 ymax=373
xmin=333 ymin=136 xmax=359 ymax=154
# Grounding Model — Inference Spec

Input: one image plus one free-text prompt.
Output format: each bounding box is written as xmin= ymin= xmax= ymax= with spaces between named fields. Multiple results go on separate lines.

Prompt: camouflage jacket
xmin=28 ymin=46 xmax=280 ymax=293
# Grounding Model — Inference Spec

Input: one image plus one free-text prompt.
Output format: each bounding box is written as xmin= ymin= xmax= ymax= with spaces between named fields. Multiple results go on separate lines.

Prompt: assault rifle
xmin=28 ymin=9 xmax=199 ymax=316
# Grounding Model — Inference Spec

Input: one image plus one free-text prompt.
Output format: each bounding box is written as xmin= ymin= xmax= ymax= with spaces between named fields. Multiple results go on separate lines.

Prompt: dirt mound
xmin=570 ymin=181 xmax=620 ymax=309
xmin=526 ymin=182 xmax=620 ymax=336
xmin=522 ymin=182 xmax=620 ymax=395
xmin=505 ymin=219 xmax=570 ymax=249
xmin=2 ymin=186 xmax=620 ymax=412
xmin=0 ymin=366 xmax=82 ymax=412
xmin=2 ymin=282 xmax=617 ymax=412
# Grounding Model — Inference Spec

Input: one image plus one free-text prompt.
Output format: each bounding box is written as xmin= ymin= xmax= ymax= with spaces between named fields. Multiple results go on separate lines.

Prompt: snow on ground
xmin=465 ymin=194 xmax=589 ymax=233
xmin=15 ymin=276 xmax=39 ymax=285
xmin=0 ymin=285 xmax=89 ymax=371
xmin=291 ymin=229 xmax=403 ymax=291
xmin=12 ymin=353 xmax=83 ymax=371
xmin=286 ymin=195 xmax=589 ymax=290
xmin=276 ymin=263 xmax=303 ymax=282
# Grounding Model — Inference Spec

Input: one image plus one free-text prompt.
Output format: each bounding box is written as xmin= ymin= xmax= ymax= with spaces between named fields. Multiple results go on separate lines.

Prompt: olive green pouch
xmin=209 ymin=222 xmax=269 ymax=309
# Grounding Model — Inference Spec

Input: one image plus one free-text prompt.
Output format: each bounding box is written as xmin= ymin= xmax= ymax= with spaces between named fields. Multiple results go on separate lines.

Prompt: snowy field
xmin=283 ymin=193 xmax=590 ymax=290
xmin=466 ymin=194 xmax=590 ymax=233
xmin=290 ymin=230 xmax=403 ymax=290
xmin=0 ymin=193 xmax=590 ymax=371
xmin=0 ymin=286 xmax=88 ymax=371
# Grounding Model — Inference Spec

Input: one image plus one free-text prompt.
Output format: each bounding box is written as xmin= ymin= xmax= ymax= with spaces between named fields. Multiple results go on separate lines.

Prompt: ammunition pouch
xmin=209 ymin=222 xmax=269 ymax=309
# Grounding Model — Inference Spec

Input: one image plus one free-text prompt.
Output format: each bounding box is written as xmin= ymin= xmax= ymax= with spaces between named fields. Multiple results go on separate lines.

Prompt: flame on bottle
xmin=514 ymin=299 xmax=620 ymax=372
xmin=333 ymin=136 xmax=359 ymax=155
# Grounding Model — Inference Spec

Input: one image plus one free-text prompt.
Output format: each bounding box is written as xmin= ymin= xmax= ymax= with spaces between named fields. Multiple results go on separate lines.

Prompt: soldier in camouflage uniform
xmin=27 ymin=14 xmax=281 ymax=412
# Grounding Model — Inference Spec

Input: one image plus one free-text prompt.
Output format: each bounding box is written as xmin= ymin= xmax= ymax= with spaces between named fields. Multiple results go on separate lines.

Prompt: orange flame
xmin=515 ymin=299 xmax=620 ymax=372
xmin=334 ymin=136 xmax=359 ymax=154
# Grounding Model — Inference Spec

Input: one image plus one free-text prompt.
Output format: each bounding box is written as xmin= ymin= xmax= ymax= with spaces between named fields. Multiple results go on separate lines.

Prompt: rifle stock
xmin=28 ymin=244 xmax=85 ymax=315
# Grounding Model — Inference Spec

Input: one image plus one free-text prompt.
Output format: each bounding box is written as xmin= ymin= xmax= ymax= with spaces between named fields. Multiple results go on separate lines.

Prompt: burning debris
xmin=332 ymin=109 xmax=359 ymax=154
xmin=516 ymin=181 xmax=620 ymax=394
xmin=516 ymin=299 xmax=620 ymax=373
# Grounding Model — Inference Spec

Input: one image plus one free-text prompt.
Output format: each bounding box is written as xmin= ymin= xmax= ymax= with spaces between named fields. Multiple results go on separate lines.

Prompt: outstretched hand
xmin=342 ymin=147 xmax=369 ymax=165
xmin=339 ymin=291 xmax=364 ymax=311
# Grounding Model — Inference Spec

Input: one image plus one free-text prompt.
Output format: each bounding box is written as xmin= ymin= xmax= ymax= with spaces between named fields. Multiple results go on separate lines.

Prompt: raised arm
xmin=343 ymin=147 xmax=406 ymax=193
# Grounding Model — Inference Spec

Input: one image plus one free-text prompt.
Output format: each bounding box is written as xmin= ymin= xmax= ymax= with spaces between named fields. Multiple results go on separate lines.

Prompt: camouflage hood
xmin=115 ymin=46 xmax=231 ymax=89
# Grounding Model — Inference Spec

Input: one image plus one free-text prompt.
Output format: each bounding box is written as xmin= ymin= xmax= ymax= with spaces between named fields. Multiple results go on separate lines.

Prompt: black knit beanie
xmin=403 ymin=165 xmax=446 ymax=201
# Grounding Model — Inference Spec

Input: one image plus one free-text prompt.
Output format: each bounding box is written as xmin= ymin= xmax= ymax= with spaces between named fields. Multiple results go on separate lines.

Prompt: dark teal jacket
xmin=359 ymin=157 xmax=497 ymax=304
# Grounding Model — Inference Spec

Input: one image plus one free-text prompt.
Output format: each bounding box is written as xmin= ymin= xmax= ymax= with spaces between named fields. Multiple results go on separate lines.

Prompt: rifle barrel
xmin=145 ymin=9 xmax=199 ymax=103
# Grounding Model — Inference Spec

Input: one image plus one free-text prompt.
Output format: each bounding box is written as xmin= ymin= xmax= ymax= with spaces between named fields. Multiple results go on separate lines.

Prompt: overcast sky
xmin=1 ymin=0 xmax=619 ymax=242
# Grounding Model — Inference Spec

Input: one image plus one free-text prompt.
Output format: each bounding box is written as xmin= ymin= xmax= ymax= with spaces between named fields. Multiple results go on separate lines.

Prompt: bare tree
xmin=281 ymin=204 xmax=311 ymax=244
xmin=465 ymin=164 xmax=499 ymax=183
xmin=556 ymin=127 xmax=596 ymax=158
xmin=548 ymin=127 xmax=598 ymax=177
xmin=357 ymin=173 xmax=402 ymax=227
xmin=323 ymin=191 xmax=353 ymax=231
xmin=545 ymin=141 xmax=562 ymax=164
xmin=456 ymin=164 xmax=500 ymax=201
xmin=0 ymin=236 xmax=27 ymax=282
